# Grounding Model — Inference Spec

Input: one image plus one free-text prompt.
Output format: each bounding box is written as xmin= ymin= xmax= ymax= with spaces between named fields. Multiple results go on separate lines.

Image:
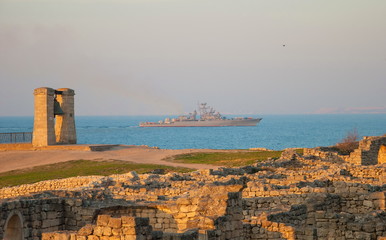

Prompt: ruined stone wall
xmin=62 ymin=198 xmax=98 ymax=231
xmin=242 ymin=191 xmax=386 ymax=239
xmin=0 ymin=176 xmax=105 ymax=200
xmin=97 ymin=207 xmax=178 ymax=233
xmin=98 ymin=189 xmax=246 ymax=239
xmin=41 ymin=215 xmax=204 ymax=240
xmin=42 ymin=215 xmax=157 ymax=240
xmin=266 ymin=208 xmax=386 ymax=239
xmin=304 ymin=135 xmax=386 ymax=165
xmin=346 ymin=165 xmax=385 ymax=179
xmin=243 ymin=216 xmax=294 ymax=240
xmin=0 ymin=198 xmax=65 ymax=240
xmin=303 ymin=147 xmax=348 ymax=162
xmin=302 ymin=210 xmax=385 ymax=240
xmin=348 ymin=136 xmax=386 ymax=165
xmin=205 ymin=192 xmax=244 ymax=240
xmin=99 ymin=185 xmax=244 ymax=238
xmin=0 ymin=196 xmax=102 ymax=239
xmin=243 ymin=179 xmax=386 ymax=199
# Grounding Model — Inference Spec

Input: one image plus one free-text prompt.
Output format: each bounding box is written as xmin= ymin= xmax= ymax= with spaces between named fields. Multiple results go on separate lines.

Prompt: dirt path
xmin=0 ymin=146 xmax=225 ymax=173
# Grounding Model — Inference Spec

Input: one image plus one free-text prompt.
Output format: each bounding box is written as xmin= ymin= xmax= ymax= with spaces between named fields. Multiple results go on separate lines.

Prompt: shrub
xmin=335 ymin=128 xmax=359 ymax=155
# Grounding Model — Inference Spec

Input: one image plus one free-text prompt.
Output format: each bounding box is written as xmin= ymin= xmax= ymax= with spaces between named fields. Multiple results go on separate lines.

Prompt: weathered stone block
xmin=124 ymin=236 xmax=136 ymax=240
xmin=317 ymin=228 xmax=328 ymax=237
xmin=107 ymin=236 xmax=120 ymax=240
xmin=108 ymin=218 xmax=122 ymax=229
xmin=102 ymin=227 xmax=112 ymax=236
xmin=93 ymin=226 xmax=104 ymax=237
xmin=97 ymin=215 xmax=111 ymax=227
xmin=111 ymin=228 xmax=121 ymax=236
xmin=42 ymin=232 xmax=55 ymax=240
xmin=362 ymin=223 xmax=375 ymax=233
xmin=87 ymin=236 xmax=99 ymax=240
xmin=42 ymin=219 xmax=61 ymax=229
xmin=363 ymin=200 xmax=374 ymax=208
xmin=47 ymin=211 xmax=59 ymax=219
xmin=121 ymin=216 xmax=135 ymax=226
xmin=122 ymin=227 xmax=136 ymax=235
xmin=78 ymin=225 xmax=94 ymax=236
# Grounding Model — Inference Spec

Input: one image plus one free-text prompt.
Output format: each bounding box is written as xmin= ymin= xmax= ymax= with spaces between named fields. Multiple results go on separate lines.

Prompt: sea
xmin=0 ymin=114 xmax=385 ymax=150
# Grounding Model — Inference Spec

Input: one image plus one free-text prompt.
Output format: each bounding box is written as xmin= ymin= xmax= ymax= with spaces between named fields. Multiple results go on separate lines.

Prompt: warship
xmin=139 ymin=103 xmax=262 ymax=127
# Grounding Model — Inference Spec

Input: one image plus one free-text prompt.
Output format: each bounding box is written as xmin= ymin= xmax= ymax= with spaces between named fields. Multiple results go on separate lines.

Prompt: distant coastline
xmin=313 ymin=107 xmax=386 ymax=114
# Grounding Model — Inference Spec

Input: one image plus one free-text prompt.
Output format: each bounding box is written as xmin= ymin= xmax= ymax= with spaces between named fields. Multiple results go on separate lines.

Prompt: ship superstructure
xmin=139 ymin=103 xmax=262 ymax=127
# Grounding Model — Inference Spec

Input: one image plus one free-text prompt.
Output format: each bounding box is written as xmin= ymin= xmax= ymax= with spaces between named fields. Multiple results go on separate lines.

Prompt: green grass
xmin=168 ymin=149 xmax=304 ymax=167
xmin=0 ymin=149 xmax=305 ymax=188
xmin=168 ymin=151 xmax=282 ymax=167
xmin=0 ymin=160 xmax=193 ymax=188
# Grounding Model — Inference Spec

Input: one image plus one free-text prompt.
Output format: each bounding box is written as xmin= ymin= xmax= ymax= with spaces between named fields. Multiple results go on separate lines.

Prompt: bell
xmin=54 ymin=99 xmax=64 ymax=116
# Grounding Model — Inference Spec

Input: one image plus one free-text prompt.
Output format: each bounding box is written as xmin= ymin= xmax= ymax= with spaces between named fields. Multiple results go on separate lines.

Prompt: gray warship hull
xmin=140 ymin=102 xmax=262 ymax=127
xmin=140 ymin=118 xmax=262 ymax=127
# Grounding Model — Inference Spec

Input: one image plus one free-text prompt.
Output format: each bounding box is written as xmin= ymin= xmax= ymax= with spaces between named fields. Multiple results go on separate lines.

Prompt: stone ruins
xmin=0 ymin=135 xmax=385 ymax=239
xmin=32 ymin=87 xmax=76 ymax=147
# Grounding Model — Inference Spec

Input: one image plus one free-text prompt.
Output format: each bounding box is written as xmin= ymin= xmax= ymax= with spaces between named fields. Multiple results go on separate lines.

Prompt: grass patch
xmin=0 ymin=160 xmax=193 ymax=188
xmin=168 ymin=150 xmax=285 ymax=167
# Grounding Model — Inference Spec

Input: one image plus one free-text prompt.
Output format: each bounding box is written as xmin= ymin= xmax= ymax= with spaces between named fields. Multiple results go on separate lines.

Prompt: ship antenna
xmin=197 ymin=101 xmax=200 ymax=119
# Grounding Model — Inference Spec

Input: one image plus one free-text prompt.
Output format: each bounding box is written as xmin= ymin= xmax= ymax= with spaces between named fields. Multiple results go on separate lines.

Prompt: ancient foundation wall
xmin=0 ymin=198 xmax=65 ymax=239
xmin=303 ymin=148 xmax=347 ymax=162
xmin=40 ymin=191 xmax=247 ymax=240
xmin=0 ymin=176 xmax=105 ymax=200
xmin=242 ymin=191 xmax=386 ymax=239
xmin=348 ymin=136 xmax=386 ymax=165
xmin=42 ymin=216 xmax=157 ymax=240
xmin=41 ymin=215 xmax=203 ymax=240
xmin=304 ymin=135 xmax=386 ymax=165
xmin=97 ymin=207 xmax=178 ymax=233
xmin=0 ymin=197 xmax=101 ymax=240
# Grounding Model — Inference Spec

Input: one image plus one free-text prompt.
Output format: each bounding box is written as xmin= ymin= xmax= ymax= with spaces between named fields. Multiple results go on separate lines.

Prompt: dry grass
xmin=167 ymin=150 xmax=286 ymax=167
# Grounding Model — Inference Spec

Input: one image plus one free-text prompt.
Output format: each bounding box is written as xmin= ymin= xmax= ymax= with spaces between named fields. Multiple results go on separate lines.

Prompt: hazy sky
xmin=1 ymin=0 xmax=385 ymax=116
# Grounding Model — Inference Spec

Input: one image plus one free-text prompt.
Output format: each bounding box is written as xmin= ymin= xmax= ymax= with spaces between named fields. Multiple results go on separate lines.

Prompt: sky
xmin=0 ymin=0 xmax=385 ymax=116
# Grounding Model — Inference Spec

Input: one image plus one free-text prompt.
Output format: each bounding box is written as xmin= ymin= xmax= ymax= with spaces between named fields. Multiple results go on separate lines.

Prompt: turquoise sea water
xmin=0 ymin=114 xmax=385 ymax=150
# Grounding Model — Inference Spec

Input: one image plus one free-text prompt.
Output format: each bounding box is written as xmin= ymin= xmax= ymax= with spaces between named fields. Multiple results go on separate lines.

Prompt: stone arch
xmin=378 ymin=145 xmax=386 ymax=164
xmin=4 ymin=211 xmax=24 ymax=240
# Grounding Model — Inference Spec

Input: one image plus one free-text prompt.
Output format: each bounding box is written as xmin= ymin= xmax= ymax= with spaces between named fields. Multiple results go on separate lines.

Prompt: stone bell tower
xmin=32 ymin=87 xmax=77 ymax=147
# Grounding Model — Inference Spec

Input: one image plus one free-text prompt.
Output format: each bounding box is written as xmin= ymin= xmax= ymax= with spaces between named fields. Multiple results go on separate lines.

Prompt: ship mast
xmin=198 ymin=102 xmax=222 ymax=120
xmin=199 ymin=102 xmax=208 ymax=120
